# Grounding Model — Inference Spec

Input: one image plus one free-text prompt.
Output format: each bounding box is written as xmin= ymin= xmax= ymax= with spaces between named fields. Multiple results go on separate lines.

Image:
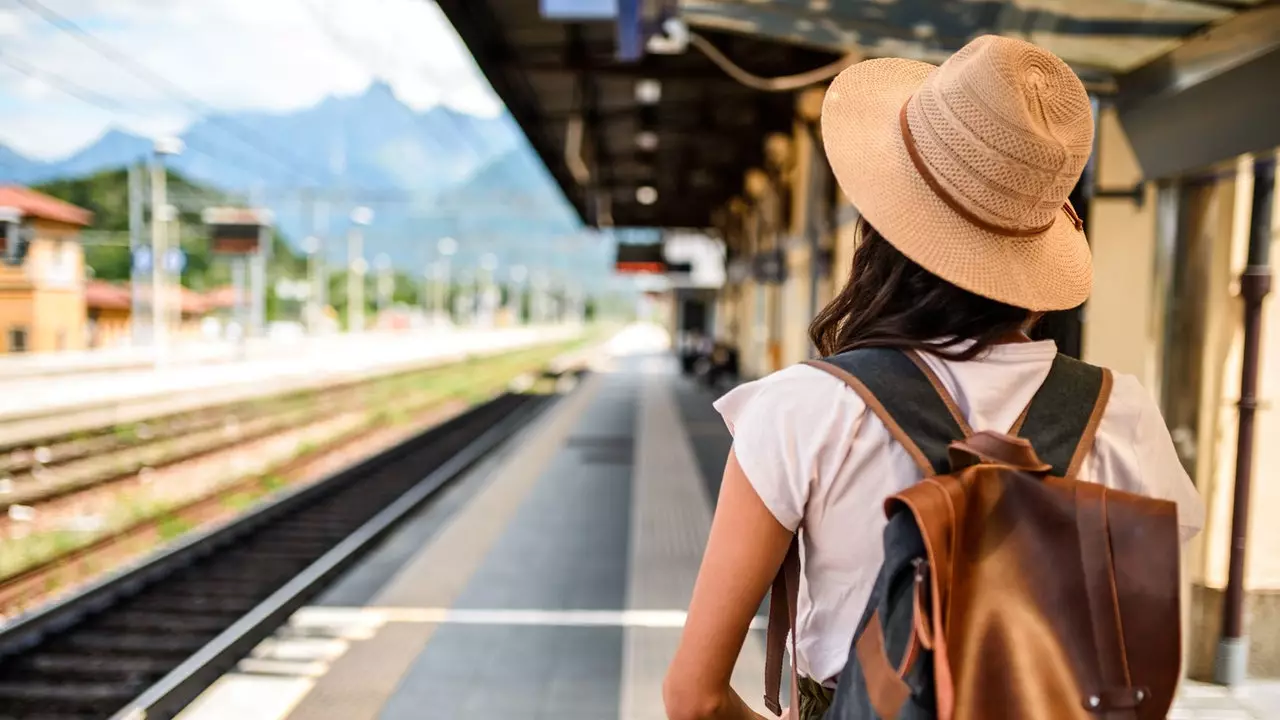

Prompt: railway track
xmin=0 ymin=382 xmax=566 ymax=720
xmin=0 ymin=341 xmax=581 ymax=522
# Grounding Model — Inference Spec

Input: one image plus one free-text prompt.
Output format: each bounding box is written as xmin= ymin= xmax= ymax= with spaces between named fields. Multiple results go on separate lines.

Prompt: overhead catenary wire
xmin=12 ymin=0 xmax=335 ymax=186
xmin=0 ymin=49 xmax=133 ymax=114
xmin=0 ymin=51 xmax=307 ymax=184
xmin=687 ymin=32 xmax=859 ymax=92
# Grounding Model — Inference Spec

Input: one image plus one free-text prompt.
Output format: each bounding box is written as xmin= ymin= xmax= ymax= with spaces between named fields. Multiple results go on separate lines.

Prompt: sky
xmin=0 ymin=0 xmax=504 ymax=160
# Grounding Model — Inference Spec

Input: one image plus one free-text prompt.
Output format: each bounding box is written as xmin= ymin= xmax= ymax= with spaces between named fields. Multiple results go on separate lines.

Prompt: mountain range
xmin=0 ymin=82 xmax=614 ymax=283
xmin=0 ymin=82 xmax=517 ymax=192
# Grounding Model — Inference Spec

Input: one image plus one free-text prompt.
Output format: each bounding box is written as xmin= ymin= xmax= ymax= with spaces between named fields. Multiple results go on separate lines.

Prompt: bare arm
xmin=664 ymin=449 xmax=795 ymax=720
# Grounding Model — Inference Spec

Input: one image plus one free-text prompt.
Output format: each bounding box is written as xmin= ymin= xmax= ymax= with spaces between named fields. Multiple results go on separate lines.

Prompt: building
xmin=0 ymin=186 xmax=92 ymax=353
xmin=84 ymin=280 xmax=239 ymax=348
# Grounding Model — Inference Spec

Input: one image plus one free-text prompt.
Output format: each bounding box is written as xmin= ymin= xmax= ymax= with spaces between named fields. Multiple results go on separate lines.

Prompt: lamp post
xmin=348 ymin=207 xmax=373 ymax=333
xmin=150 ymin=136 xmax=183 ymax=366
xmin=374 ymin=253 xmax=393 ymax=318
xmin=303 ymin=235 xmax=321 ymax=333
xmin=435 ymin=237 xmax=457 ymax=325
xmin=509 ymin=264 xmax=527 ymax=325
xmin=479 ymin=252 xmax=498 ymax=327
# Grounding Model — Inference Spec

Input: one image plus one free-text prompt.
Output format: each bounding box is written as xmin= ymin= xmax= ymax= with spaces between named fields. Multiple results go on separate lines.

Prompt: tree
xmin=36 ymin=167 xmax=308 ymax=321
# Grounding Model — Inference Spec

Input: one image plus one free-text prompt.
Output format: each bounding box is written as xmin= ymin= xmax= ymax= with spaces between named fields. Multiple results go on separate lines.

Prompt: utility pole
xmin=150 ymin=137 xmax=182 ymax=366
xmin=248 ymin=186 xmax=270 ymax=339
xmin=479 ymin=252 xmax=498 ymax=328
xmin=436 ymin=237 xmax=457 ymax=326
xmin=303 ymin=235 xmax=321 ymax=332
xmin=509 ymin=264 xmax=527 ymax=325
xmin=128 ymin=161 xmax=146 ymax=346
xmin=312 ymin=197 xmax=330 ymax=326
xmin=375 ymin=253 xmax=393 ymax=316
xmin=348 ymin=207 xmax=373 ymax=333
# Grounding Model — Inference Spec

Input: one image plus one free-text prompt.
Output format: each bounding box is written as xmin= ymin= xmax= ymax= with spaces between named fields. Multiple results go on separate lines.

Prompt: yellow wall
xmin=88 ymin=307 xmax=131 ymax=348
xmin=1081 ymin=108 xmax=1160 ymax=389
xmin=1196 ymin=156 xmax=1280 ymax=591
xmin=0 ymin=219 xmax=88 ymax=353
xmin=0 ymin=291 xmax=33 ymax=352
xmin=781 ymin=242 xmax=812 ymax=366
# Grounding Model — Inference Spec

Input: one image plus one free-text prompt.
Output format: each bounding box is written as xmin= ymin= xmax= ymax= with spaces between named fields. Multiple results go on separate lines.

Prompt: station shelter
xmin=437 ymin=0 xmax=1280 ymax=681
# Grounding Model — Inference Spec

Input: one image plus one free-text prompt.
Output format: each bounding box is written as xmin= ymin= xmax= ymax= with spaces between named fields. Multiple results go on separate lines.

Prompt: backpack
xmin=762 ymin=348 xmax=1183 ymax=720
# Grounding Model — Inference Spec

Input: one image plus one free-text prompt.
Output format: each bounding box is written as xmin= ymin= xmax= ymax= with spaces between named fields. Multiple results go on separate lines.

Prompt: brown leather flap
xmin=947 ymin=430 xmax=1052 ymax=474
xmin=1104 ymin=488 xmax=1183 ymax=719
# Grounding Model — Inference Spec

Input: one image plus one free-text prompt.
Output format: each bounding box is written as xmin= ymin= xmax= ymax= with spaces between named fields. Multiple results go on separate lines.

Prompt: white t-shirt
xmin=713 ymin=340 xmax=1205 ymax=685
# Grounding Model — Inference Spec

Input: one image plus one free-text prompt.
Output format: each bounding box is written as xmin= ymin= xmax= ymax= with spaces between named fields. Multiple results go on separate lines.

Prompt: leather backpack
xmin=763 ymin=349 xmax=1183 ymax=720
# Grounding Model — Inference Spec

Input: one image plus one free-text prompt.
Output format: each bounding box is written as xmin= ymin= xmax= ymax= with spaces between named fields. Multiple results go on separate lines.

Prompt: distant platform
xmin=0 ymin=326 xmax=584 ymax=447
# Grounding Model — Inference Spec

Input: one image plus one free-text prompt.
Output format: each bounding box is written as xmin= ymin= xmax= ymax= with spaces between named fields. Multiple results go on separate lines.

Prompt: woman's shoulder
xmin=716 ymin=363 xmax=868 ymax=412
xmin=713 ymin=363 xmax=869 ymax=432
xmin=1096 ymin=368 xmax=1157 ymax=430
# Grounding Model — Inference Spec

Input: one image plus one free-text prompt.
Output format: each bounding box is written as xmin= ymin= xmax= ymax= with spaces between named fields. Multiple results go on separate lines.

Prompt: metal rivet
xmin=1087 ymin=696 xmax=1101 ymax=709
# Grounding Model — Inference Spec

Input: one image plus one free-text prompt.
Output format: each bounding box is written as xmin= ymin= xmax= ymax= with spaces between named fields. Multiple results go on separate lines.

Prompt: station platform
xmin=174 ymin=330 xmax=1280 ymax=720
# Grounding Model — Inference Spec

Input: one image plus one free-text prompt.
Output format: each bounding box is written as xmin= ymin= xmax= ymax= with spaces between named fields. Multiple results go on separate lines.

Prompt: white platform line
xmin=288 ymin=605 xmax=767 ymax=630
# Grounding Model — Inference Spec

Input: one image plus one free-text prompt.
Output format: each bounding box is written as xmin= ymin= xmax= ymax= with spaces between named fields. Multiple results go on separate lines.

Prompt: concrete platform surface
xmin=172 ymin=325 xmax=1279 ymax=720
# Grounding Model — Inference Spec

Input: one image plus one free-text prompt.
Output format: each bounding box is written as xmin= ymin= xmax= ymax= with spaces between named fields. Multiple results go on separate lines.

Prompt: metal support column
xmin=128 ymin=162 xmax=147 ymax=346
xmin=1215 ymin=154 xmax=1275 ymax=686
xmin=249 ymin=226 xmax=268 ymax=337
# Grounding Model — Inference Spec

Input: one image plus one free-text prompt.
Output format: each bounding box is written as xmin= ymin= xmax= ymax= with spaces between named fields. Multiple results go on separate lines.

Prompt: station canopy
xmin=437 ymin=0 xmax=1280 ymax=229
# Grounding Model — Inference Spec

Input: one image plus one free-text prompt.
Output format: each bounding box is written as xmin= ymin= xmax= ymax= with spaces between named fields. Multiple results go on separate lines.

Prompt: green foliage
xmin=33 ymin=167 xmax=308 ymax=316
xmin=156 ymin=514 xmax=194 ymax=541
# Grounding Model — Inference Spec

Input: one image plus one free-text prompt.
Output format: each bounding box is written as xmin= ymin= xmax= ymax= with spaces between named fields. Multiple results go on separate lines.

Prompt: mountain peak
xmin=364 ymin=79 xmax=396 ymax=98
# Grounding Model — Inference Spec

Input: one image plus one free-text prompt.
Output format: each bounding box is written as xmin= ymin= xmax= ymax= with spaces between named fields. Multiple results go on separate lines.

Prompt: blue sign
xmin=165 ymin=248 xmax=186 ymax=274
xmin=132 ymin=246 xmax=152 ymax=273
xmin=541 ymin=0 xmax=616 ymax=19
xmin=617 ymin=0 xmax=642 ymax=61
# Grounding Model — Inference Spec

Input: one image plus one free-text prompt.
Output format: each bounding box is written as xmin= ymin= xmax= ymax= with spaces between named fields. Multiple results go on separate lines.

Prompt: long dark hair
xmin=809 ymin=220 xmax=1034 ymax=361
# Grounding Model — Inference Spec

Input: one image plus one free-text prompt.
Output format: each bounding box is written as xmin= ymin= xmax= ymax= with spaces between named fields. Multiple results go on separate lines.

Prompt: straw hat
xmin=821 ymin=35 xmax=1094 ymax=311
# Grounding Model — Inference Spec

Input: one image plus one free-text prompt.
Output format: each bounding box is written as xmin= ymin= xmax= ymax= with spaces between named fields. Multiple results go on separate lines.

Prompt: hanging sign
xmin=203 ymin=207 xmax=272 ymax=256
xmin=752 ymin=249 xmax=787 ymax=285
xmin=614 ymin=242 xmax=667 ymax=274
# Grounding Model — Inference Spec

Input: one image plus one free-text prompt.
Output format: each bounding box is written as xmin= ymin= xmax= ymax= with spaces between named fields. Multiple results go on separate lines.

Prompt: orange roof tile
xmin=0 ymin=185 xmax=93 ymax=227
xmin=84 ymin=280 xmax=131 ymax=310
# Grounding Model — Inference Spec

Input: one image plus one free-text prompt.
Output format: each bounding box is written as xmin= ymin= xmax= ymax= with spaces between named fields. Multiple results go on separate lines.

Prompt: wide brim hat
xmin=821 ymin=36 xmax=1094 ymax=312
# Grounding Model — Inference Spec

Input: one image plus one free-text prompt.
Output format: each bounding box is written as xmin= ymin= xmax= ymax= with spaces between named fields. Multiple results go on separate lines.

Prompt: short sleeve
xmin=1101 ymin=373 xmax=1205 ymax=542
xmin=1130 ymin=383 xmax=1206 ymax=542
xmin=713 ymin=365 xmax=865 ymax=532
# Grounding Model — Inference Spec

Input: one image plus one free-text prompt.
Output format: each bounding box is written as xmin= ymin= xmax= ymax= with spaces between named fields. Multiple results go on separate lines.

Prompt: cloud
xmin=0 ymin=0 xmax=501 ymax=159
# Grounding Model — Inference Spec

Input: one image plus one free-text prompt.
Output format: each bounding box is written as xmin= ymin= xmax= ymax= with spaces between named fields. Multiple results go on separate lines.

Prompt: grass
xmin=156 ymin=514 xmax=194 ymax=541
xmin=0 ymin=333 xmax=600 ymax=583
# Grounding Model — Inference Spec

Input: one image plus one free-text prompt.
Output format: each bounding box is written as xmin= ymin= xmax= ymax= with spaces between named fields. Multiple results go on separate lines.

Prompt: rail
xmin=0 ymin=373 xmax=578 ymax=720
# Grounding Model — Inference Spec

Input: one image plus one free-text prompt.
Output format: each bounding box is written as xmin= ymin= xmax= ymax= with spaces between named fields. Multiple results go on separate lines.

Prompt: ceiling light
xmin=636 ymin=186 xmax=658 ymax=205
xmin=635 ymin=79 xmax=661 ymax=105
xmin=636 ymin=131 xmax=659 ymax=151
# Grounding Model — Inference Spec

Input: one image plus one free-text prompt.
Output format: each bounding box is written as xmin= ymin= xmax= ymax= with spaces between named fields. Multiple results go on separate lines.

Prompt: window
xmin=8 ymin=326 xmax=28 ymax=353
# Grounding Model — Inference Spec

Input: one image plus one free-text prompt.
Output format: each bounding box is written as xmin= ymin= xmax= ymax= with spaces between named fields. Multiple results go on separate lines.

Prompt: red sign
xmin=615 ymin=261 xmax=666 ymax=274
xmin=211 ymin=231 xmax=261 ymax=255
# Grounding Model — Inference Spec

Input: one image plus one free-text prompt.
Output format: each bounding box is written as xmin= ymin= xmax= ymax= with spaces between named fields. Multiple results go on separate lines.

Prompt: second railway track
xmin=0 ymin=379 xmax=570 ymax=720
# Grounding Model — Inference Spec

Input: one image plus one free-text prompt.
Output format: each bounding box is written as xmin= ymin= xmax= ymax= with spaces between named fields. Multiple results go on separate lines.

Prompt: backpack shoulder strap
xmin=1016 ymin=354 xmax=1114 ymax=479
xmin=763 ymin=349 xmax=969 ymax=712
xmin=804 ymin=348 xmax=971 ymax=476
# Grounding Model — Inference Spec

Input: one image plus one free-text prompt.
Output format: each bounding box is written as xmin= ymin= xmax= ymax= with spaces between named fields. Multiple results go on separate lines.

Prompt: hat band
xmin=898 ymin=101 xmax=1083 ymax=237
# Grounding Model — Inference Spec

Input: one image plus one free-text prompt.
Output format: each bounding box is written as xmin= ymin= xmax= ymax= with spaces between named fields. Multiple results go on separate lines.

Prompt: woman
xmin=663 ymin=35 xmax=1204 ymax=720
